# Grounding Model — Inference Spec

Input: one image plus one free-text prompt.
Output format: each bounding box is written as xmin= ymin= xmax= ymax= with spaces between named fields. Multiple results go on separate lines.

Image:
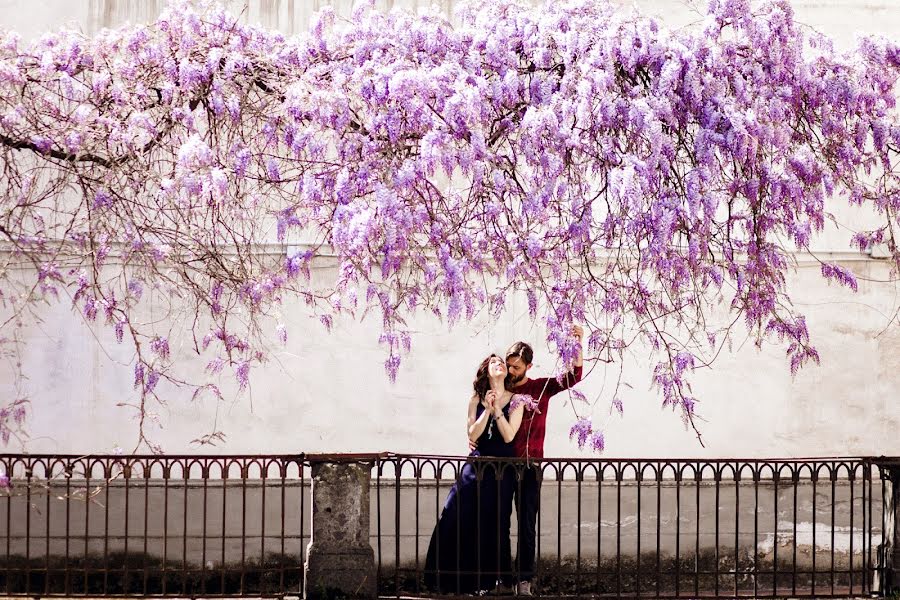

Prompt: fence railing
xmin=0 ymin=453 xmax=897 ymax=599
xmin=372 ymin=455 xmax=897 ymax=598
xmin=0 ymin=454 xmax=309 ymax=597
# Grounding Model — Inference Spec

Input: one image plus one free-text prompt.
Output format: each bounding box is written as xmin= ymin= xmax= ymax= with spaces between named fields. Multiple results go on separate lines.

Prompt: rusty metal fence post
xmin=303 ymin=454 xmax=378 ymax=600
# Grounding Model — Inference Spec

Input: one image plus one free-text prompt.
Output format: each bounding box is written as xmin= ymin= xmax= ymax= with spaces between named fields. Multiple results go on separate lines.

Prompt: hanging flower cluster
xmin=0 ymin=0 xmax=898 ymax=450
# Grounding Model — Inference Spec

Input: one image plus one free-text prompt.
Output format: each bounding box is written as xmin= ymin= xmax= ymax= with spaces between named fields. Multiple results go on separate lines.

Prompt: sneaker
xmin=516 ymin=581 xmax=533 ymax=596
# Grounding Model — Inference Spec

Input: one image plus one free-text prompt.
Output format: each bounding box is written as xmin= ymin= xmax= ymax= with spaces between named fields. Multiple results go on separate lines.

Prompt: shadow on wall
xmin=87 ymin=0 xmax=163 ymax=34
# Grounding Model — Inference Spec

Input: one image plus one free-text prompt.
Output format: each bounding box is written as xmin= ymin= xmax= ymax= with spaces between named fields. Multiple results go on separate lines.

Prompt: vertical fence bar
xmin=880 ymin=465 xmax=888 ymax=595
xmin=142 ymin=464 xmax=149 ymax=595
xmin=536 ymin=464 xmax=542 ymax=596
xmin=557 ymin=467 xmax=562 ymax=587
xmin=455 ymin=461 xmax=462 ymax=595
xmin=123 ymin=464 xmax=131 ymax=595
xmin=695 ymin=467 xmax=700 ymax=599
xmin=865 ymin=463 xmax=871 ymax=594
xmin=812 ymin=469 xmax=817 ymax=596
xmin=792 ymin=468 xmax=798 ymax=596
xmin=862 ymin=464 xmax=867 ymax=596
xmin=576 ymin=466 xmax=582 ymax=596
xmin=240 ymin=464 xmax=247 ymax=594
xmin=162 ymin=467 xmax=169 ymax=595
xmin=65 ymin=461 xmax=72 ymax=596
xmin=616 ymin=466 xmax=622 ymax=597
xmin=753 ymin=465 xmax=759 ymax=599
xmin=432 ymin=461 xmax=439 ymax=594
xmin=714 ymin=464 xmax=720 ymax=598
xmin=656 ymin=466 xmax=661 ymax=599
xmin=260 ymin=464 xmax=267 ymax=594
xmin=24 ymin=463 xmax=31 ymax=595
xmin=734 ymin=465 xmax=739 ymax=599
xmin=773 ymin=468 xmax=779 ymax=596
xmin=183 ymin=463 xmax=189 ymax=595
xmin=831 ymin=468 xmax=836 ymax=596
xmin=84 ymin=466 xmax=90 ymax=595
xmin=597 ymin=469 xmax=602 ymax=596
xmin=3 ymin=460 xmax=9 ymax=597
xmin=868 ymin=462 xmax=873 ymax=595
xmin=636 ymin=467 xmax=642 ymax=598
xmin=278 ymin=464 xmax=285 ymax=594
xmin=44 ymin=462 xmax=51 ymax=596
xmin=850 ymin=468 xmax=855 ymax=594
xmin=395 ymin=461 xmax=401 ymax=597
xmin=300 ymin=460 xmax=306 ymax=595
xmin=414 ymin=460 xmax=420 ymax=596
xmin=675 ymin=468 xmax=681 ymax=598
xmin=220 ymin=468 xmax=227 ymax=594
xmin=201 ymin=466 xmax=209 ymax=596
xmin=103 ymin=461 xmax=110 ymax=595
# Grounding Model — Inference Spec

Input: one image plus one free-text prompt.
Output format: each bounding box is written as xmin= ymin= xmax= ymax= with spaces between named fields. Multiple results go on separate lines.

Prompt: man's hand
xmin=572 ymin=324 xmax=584 ymax=368
xmin=468 ymin=438 xmax=478 ymax=452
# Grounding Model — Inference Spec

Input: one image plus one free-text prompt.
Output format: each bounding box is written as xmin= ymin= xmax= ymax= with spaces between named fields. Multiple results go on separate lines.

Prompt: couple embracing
xmin=425 ymin=327 xmax=583 ymax=595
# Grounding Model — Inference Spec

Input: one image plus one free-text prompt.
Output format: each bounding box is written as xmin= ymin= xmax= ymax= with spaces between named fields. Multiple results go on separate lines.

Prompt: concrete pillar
xmin=304 ymin=456 xmax=377 ymax=600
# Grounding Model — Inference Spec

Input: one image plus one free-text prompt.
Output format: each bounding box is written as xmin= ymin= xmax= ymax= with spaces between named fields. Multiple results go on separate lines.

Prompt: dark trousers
xmin=514 ymin=465 xmax=541 ymax=582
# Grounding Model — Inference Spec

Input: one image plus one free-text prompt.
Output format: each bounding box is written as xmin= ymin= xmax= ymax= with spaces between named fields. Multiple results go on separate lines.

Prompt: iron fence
xmin=372 ymin=455 xmax=894 ymax=598
xmin=0 ymin=454 xmax=895 ymax=599
xmin=0 ymin=454 xmax=309 ymax=597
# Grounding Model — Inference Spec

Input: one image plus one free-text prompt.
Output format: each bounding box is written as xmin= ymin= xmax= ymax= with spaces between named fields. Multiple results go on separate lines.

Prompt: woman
xmin=424 ymin=354 xmax=526 ymax=593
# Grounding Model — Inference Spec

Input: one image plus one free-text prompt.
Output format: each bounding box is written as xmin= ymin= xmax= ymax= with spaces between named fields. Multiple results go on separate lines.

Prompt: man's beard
xmin=506 ymin=373 xmax=524 ymax=387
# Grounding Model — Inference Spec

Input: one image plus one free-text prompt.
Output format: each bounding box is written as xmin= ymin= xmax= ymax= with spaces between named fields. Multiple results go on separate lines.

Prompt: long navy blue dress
xmin=424 ymin=401 xmax=517 ymax=592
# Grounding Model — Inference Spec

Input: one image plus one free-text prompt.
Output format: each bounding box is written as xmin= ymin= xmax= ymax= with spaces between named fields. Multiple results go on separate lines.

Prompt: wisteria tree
xmin=0 ymin=0 xmax=898 ymax=451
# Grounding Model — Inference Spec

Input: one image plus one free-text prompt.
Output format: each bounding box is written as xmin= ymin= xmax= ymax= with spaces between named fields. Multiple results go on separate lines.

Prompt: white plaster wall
xmin=0 ymin=1 xmax=898 ymax=458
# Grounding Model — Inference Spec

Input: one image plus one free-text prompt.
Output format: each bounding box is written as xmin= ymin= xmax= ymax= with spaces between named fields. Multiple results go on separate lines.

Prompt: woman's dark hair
xmin=473 ymin=353 xmax=500 ymax=402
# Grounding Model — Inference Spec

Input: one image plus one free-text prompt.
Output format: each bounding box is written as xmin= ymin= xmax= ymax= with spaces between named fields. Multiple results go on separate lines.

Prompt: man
xmin=505 ymin=326 xmax=583 ymax=596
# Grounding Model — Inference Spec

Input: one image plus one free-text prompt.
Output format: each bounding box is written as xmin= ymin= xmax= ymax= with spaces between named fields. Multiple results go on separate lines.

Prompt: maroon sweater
xmin=510 ymin=365 xmax=583 ymax=460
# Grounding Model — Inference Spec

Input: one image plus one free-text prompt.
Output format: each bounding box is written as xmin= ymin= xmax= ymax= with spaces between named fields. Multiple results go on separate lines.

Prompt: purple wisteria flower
xmin=235 ymin=361 xmax=250 ymax=391
xmin=568 ymin=417 xmax=592 ymax=450
xmin=149 ymin=336 xmax=170 ymax=359
xmin=611 ymin=398 xmax=624 ymax=417
xmin=509 ymin=393 xmax=539 ymax=413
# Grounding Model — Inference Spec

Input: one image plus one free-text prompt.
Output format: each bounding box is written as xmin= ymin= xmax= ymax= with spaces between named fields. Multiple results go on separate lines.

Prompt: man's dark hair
xmin=505 ymin=341 xmax=534 ymax=365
